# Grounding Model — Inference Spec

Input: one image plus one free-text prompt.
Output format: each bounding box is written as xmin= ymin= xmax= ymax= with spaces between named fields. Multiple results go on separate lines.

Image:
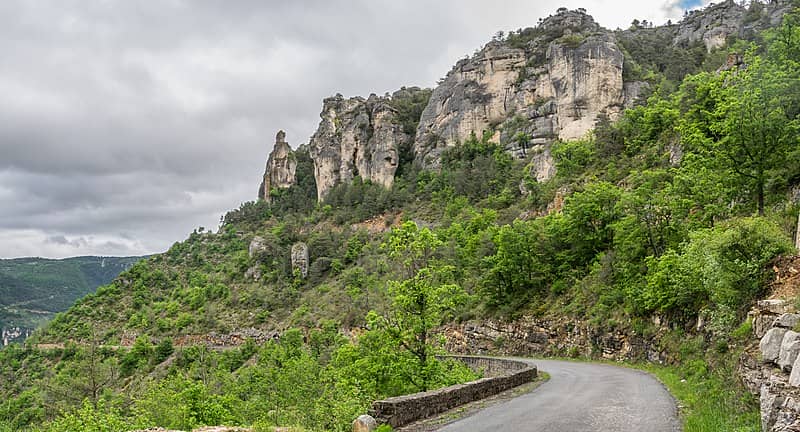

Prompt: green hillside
xmin=0 ymin=256 xmax=143 ymax=332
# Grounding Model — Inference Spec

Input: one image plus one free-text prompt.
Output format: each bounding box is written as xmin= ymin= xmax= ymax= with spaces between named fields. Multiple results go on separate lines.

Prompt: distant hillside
xmin=0 ymin=256 xmax=143 ymax=342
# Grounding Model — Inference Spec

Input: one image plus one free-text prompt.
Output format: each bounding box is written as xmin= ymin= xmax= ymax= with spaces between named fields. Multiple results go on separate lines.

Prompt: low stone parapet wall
xmin=369 ymin=356 xmax=536 ymax=428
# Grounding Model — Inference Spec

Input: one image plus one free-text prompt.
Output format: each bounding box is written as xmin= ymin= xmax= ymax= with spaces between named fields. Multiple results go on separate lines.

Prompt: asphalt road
xmin=437 ymin=358 xmax=682 ymax=432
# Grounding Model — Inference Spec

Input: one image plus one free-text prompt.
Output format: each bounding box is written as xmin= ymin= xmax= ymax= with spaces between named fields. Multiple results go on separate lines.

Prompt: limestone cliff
xmin=413 ymin=9 xmax=624 ymax=179
xmin=258 ymin=130 xmax=297 ymax=201
xmin=292 ymin=3 xmax=791 ymax=197
xmin=309 ymin=91 xmax=416 ymax=201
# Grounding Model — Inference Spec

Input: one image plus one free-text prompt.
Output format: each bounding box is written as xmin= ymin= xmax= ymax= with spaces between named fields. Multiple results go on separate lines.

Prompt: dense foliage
xmin=0 ymin=327 xmax=475 ymax=432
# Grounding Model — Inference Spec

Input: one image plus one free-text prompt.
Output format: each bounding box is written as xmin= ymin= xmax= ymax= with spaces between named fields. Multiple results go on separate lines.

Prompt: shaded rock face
xmin=413 ymin=9 xmax=624 ymax=178
xmin=258 ymin=131 xmax=297 ymax=201
xmin=309 ymin=91 xmax=413 ymax=201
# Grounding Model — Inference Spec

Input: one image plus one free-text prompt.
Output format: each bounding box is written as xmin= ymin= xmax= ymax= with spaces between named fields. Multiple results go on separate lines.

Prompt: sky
xmin=0 ymin=0 xmax=712 ymax=259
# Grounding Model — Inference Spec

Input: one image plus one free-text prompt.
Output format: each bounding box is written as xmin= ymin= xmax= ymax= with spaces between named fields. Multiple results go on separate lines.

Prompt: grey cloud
xmin=0 ymin=0 xmax=690 ymax=258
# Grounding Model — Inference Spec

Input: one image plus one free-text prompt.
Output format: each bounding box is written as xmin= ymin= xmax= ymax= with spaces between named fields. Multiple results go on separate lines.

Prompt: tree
xmin=375 ymin=221 xmax=466 ymax=391
xmin=713 ymin=56 xmax=799 ymax=215
xmin=482 ymin=220 xmax=551 ymax=310
xmin=44 ymin=342 xmax=119 ymax=411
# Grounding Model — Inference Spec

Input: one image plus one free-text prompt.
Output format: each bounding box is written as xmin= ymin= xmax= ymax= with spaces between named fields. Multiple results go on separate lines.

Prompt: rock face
xmin=291 ymin=242 xmax=309 ymax=279
xmin=413 ymin=9 xmax=624 ymax=177
xmin=258 ymin=131 xmax=297 ymax=201
xmin=411 ymin=2 xmax=792 ymax=177
xmin=309 ymin=90 xmax=417 ymax=201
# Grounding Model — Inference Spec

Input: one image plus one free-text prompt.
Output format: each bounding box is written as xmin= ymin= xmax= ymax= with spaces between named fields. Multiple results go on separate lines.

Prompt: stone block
xmin=761 ymin=328 xmax=789 ymax=363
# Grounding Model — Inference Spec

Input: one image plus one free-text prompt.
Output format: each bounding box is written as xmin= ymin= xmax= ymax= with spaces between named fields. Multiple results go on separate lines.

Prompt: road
xmin=437 ymin=358 xmax=681 ymax=432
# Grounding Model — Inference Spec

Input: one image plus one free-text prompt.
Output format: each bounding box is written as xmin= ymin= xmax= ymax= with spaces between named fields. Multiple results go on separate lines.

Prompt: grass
xmin=641 ymin=363 xmax=759 ymax=432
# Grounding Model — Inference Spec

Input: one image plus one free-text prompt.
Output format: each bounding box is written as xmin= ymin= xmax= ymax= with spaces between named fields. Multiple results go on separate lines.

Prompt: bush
xmin=643 ymin=217 xmax=793 ymax=324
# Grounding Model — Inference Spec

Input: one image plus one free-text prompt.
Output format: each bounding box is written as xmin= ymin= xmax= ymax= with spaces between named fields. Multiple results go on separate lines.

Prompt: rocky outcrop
xmin=412 ymin=2 xmax=792 ymax=174
xmin=291 ymin=242 xmax=309 ymax=278
xmin=248 ymin=236 xmax=268 ymax=259
xmin=413 ymin=9 xmax=624 ymax=177
xmin=309 ymin=91 xmax=416 ymax=201
xmin=258 ymin=131 xmax=297 ymax=201
xmin=673 ymin=0 xmax=791 ymax=51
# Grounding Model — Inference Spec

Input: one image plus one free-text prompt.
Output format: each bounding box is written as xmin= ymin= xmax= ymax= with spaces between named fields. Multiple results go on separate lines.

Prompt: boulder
xmin=291 ymin=242 xmax=309 ymax=279
xmin=762 ymin=328 xmax=789 ymax=363
xmin=248 ymin=236 xmax=268 ymax=259
xmin=762 ymin=384 xmax=785 ymax=432
xmin=352 ymin=414 xmax=377 ymax=432
xmin=779 ymin=331 xmax=800 ymax=371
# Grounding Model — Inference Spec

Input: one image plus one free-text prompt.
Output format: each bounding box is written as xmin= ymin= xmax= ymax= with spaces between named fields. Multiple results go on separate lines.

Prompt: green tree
xmin=482 ymin=220 xmax=551 ymax=310
xmin=713 ymin=57 xmax=799 ymax=215
xmin=376 ymin=221 xmax=467 ymax=391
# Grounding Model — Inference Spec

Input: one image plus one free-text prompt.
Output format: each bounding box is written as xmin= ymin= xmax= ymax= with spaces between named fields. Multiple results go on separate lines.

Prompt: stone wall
xmin=740 ymin=299 xmax=800 ymax=431
xmin=369 ymin=356 xmax=536 ymax=428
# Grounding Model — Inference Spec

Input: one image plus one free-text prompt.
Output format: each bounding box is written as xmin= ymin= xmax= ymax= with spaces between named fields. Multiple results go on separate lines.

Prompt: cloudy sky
xmin=0 ymin=0 xmax=710 ymax=259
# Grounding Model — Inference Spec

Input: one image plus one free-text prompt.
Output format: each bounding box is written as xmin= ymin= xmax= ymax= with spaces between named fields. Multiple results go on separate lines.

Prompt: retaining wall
xmin=370 ymin=356 xmax=537 ymax=428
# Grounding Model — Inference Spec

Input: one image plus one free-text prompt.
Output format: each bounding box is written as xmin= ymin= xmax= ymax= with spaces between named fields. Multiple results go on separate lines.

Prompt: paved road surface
xmin=437 ymin=358 xmax=681 ymax=432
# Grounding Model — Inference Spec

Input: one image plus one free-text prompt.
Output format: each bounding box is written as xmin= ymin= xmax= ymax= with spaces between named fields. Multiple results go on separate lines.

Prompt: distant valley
xmin=0 ymin=256 xmax=143 ymax=344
